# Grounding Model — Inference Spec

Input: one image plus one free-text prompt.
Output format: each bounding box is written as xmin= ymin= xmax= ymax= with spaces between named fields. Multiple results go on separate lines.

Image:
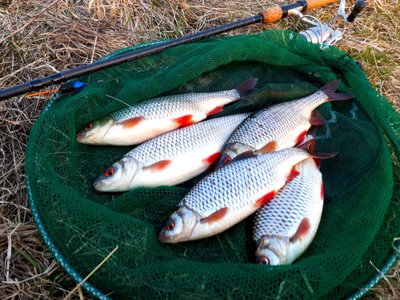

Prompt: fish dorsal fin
xmin=200 ymin=207 xmax=228 ymax=224
xmin=257 ymin=140 xmax=277 ymax=154
xmin=290 ymin=217 xmax=311 ymax=243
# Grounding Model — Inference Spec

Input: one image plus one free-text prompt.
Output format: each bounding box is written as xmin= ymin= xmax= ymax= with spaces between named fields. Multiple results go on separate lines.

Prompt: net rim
xmin=25 ymin=33 xmax=399 ymax=300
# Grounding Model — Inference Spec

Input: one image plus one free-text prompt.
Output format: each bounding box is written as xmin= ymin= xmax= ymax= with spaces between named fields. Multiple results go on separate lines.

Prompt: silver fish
xmin=254 ymin=157 xmax=323 ymax=265
xmin=216 ymin=80 xmax=352 ymax=168
xmin=77 ymin=78 xmax=257 ymax=146
xmin=158 ymin=147 xmax=316 ymax=243
xmin=93 ymin=114 xmax=250 ymax=192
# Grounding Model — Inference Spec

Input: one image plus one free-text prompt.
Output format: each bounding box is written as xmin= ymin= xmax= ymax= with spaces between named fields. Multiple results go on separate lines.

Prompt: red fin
xmin=298 ymin=139 xmax=315 ymax=154
xmin=257 ymin=140 xmax=277 ymax=154
xmin=290 ymin=218 xmax=311 ymax=243
xmin=207 ymin=106 xmax=223 ymax=116
xmin=310 ymin=110 xmax=325 ymax=126
xmin=286 ymin=165 xmax=300 ymax=183
xmin=254 ymin=191 xmax=276 ymax=208
xmin=120 ymin=116 xmax=144 ymax=128
xmin=321 ymin=182 xmax=325 ymax=200
xmin=202 ymin=152 xmax=221 ymax=165
xmin=143 ymin=160 xmax=172 ymax=172
xmin=173 ymin=115 xmax=195 ymax=128
xmin=200 ymin=207 xmax=228 ymax=224
xmin=295 ymin=130 xmax=308 ymax=145
xmin=314 ymin=158 xmax=321 ymax=168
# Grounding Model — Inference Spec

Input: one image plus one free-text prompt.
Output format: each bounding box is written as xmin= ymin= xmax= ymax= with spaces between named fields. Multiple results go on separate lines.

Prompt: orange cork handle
xmin=261 ymin=0 xmax=338 ymax=24
xmin=307 ymin=0 xmax=338 ymax=10
xmin=261 ymin=6 xmax=284 ymax=23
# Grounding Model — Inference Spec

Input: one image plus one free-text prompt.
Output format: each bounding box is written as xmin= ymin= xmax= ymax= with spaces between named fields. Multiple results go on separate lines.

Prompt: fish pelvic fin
xmin=235 ymin=78 xmax=258 ymax=98
xmin=297 ymin=139 xmax=338 ymax=159
xmin=320 ymin=80 xmax=354 ymax=101
xmin=256 ymin=140 xmax=277 ymax=154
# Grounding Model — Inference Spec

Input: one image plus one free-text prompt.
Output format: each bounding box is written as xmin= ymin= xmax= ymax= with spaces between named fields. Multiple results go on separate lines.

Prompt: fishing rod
xmin=0 ymin=0 xmax=339 ymax=101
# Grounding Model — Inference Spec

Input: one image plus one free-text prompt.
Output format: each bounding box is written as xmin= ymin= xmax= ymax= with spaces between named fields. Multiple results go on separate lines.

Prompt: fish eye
xmin=257 ymin=256 xmax=270 ymax=265
xmin=104 ymin=167 xmax=115 ymax=177
xmin=164 ymin=219 xmax=175 ymax=231
xmin=84 ymin=122 xmax=93 ymax=131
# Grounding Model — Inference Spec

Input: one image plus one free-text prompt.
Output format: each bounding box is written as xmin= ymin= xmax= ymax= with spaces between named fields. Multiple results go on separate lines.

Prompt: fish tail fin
xmin=320 ymin=80 xmax=354 ymax=101
xmin=235 ymin=78 xmax=258 ymax=98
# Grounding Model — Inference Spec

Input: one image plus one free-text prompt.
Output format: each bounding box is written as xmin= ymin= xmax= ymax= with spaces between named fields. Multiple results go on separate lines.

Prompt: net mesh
xmin=26 ymin=30 xmax=400 ymax=299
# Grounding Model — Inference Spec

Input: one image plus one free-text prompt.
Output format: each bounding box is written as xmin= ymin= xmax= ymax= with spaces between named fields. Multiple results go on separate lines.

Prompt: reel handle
xmin=261 ymin=0 xmax=338 ymax=23
xmin=347 ymin=0 xmax=366 ymax=22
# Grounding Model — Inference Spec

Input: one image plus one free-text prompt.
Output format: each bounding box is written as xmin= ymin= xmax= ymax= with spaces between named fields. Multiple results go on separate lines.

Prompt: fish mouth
xmin=93 ymin=177 xmax=108 ymax=192
xmin=157 ymin=232 xmax=175 ymax=243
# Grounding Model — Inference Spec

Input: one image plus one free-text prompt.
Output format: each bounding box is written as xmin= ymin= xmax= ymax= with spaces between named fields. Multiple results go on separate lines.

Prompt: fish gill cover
xmin=26 ymin=30 xmax=400 ymax=299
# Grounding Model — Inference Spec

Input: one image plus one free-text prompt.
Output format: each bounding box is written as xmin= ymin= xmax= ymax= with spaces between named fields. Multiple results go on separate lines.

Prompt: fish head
xmin=215 ymin=142 xmax=255 ymax=169
xmin=77 ymin=116 xmax=115 ymax=144
xmin=158 ymin=206 xmax=198 ymax=243
xmin=93 ymin=155 xmax=140 ymax=192
xmin=255 ymin=235 xmax=289 ymax=266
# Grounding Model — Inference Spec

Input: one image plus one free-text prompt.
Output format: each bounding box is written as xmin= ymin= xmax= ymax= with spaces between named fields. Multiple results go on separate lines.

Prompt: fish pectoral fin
xmin=290 ymin=218 xmax=311 ymax=243
xmin=173 ymin=115 xmax=195 ymax=128
xmin=310 ymin=110 xmax=325 ymax=126
xmin=256 ymin=140 xmax=277 ymax=154
xmin=120 ymin=116 xmax=145 ymax=128
xmin=286 ymin=165 xmax=300 ymax=183
xmin=143 ymin=160 xmax=172 ymax=172
xmin=200 ymin=207 xmax=228 ymax=224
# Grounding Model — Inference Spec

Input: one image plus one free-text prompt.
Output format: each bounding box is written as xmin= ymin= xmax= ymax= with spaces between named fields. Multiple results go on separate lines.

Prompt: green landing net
xmin=26 ymin=30 xmax=400 ymax=299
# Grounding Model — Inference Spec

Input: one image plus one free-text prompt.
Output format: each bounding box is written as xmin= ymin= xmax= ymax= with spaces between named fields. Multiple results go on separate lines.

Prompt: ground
xmin=0 ymin=0 xmax=399 ymax=299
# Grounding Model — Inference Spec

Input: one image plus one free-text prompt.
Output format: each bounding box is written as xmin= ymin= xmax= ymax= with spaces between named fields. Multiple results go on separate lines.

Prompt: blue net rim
xmin=26 ymin=37 xmax=399 ymax=300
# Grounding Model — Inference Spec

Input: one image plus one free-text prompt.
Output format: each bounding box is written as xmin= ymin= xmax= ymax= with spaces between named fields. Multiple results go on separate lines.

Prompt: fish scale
xmin=227 ymin=91 xmax=326 ymax=150
xmin=216 ymin=80 xmax=352 ymax=167
xmin=182 ymin=148 xmax=310 ymax=219
xmin=127 ymin=113 xmax=250 ymax=166
xmin=253 ymin=157 xmax=323 ymax=265
xmin=77 ymin=78 xmax=257 ymax=146
xmin=158 ymin=148 xmax=315 ymax=243
xmin=93 ymin=114 xmax=250 ymax=191
xmin=112 ymin=91 xmax=240 ymax=121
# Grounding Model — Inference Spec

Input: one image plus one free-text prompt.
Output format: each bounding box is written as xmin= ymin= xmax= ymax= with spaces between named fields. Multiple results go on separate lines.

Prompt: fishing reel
xmin=296 ymin=0 xmax=365 ymax=47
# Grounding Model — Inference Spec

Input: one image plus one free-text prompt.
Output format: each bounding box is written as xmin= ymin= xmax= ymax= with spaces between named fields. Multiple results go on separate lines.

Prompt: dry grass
xmin=0 ymin=0 xmax=399 ymax=299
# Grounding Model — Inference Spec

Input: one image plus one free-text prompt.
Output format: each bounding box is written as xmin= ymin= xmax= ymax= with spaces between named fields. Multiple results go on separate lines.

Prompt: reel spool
xmin=297 ymin=0 xmax=366 ymax=46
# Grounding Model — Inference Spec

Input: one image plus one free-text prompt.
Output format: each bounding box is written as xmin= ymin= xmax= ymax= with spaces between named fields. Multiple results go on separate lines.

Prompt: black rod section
xmin=0 ymin=15 xmax=262 ymax=101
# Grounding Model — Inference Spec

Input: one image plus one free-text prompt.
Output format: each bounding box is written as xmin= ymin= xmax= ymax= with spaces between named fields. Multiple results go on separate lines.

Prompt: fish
xmin=76 ymin=78 xmax=258 ymax=146
xmin=253 ymin=157 xmax=323 ymax=265
xmin=93 ymin=113 xmax=250 ymax=192
xmin=158 ymin=145 xmax=326 ymax=243
xmin=215 ymin=80 xmax=352 ymax=168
